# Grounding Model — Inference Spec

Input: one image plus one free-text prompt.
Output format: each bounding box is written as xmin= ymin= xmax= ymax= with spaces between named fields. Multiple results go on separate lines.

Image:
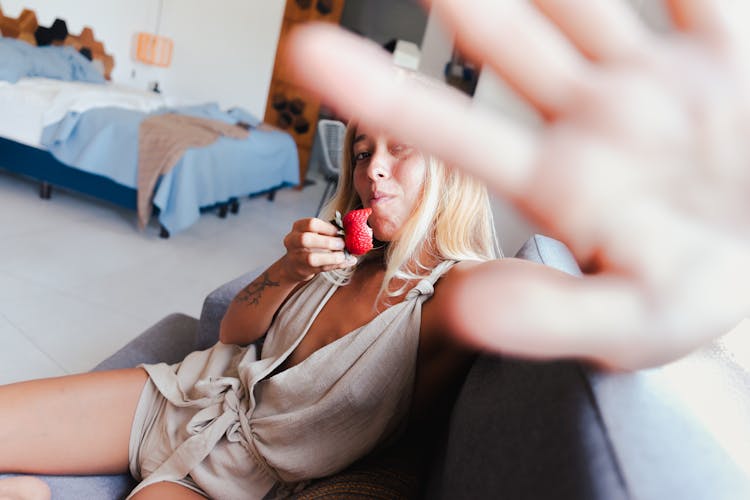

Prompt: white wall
xmin=0 ymin=0 xmax=285 ymax=118
xmin=158 ymin=0 xmax=284 ymax=117
xmin=417 ymin=7 xmax=451 ymax=80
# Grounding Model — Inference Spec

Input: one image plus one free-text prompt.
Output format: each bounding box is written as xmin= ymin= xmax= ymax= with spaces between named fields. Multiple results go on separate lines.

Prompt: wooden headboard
xmin=0 ymin=5 xmax=115 ymax=80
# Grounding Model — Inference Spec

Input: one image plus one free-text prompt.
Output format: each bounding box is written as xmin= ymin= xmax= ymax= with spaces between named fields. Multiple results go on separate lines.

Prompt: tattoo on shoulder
xmin=234 ymin=271 xmax=280 ymax=306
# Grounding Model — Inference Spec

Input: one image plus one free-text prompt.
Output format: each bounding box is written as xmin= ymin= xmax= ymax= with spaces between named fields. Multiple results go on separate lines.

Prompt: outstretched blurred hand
xmin=285 ymin=0 xmax=750 ymax=370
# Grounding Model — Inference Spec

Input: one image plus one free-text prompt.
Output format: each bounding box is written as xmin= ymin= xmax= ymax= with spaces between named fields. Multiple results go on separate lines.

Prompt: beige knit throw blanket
xmin=137 ymin=113 xmax=249 ymax=229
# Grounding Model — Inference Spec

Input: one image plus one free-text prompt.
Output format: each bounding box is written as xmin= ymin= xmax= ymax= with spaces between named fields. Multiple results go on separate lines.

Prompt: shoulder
xmin=419 ymin=260 xmax=487 ymax=350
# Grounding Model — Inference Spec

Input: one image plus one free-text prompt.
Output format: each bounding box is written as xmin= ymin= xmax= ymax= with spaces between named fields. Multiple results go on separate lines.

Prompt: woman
xmin=0 ymin=120 xmax=504 ymax=499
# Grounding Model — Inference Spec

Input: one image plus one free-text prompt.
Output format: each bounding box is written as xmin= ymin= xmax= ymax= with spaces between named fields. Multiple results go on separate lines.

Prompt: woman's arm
xmin=219 ymin=258 xmax=304 ymax=346
xmin=437 ymin=258 xmax=647 ymax=370
xmin=219 ymin=218 xmax=356 ymax=346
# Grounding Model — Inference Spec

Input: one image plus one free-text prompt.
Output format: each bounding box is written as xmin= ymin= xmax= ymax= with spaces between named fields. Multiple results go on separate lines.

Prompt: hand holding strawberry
xmin=280 ymin=218 xmax=357 ymax=283
xmin=335 ymin=208 xmax=373 ymax=256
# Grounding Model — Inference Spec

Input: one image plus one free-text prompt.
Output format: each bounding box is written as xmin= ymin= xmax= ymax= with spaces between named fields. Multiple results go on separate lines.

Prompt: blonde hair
xmin=320 ymin=121 xmax=501 ymax=302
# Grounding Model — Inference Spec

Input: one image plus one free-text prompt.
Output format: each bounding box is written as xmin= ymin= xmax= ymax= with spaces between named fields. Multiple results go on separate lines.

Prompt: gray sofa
xmin=3 ymin=235 xmax=748 ymax=499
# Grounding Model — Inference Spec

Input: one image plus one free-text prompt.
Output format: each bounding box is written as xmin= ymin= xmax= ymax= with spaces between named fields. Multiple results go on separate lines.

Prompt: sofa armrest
xmin=196 ymin=268 xmax=264 ymax=349
xmin=514 ymin=235 xmax=750 ymax=498
xmin=93 ymin=313 xmax=199 ymax=371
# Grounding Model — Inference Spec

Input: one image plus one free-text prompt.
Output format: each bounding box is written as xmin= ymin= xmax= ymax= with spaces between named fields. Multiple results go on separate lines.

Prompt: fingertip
xmin=284 ymin=22 xmax=328 ymax=60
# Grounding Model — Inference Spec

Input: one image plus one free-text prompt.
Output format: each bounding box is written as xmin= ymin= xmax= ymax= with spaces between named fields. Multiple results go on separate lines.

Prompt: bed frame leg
xmin=39 ymin=182 xmax=52 ymax=200
xmin=266 ymin=190 xmax=276 ymax=202
xmin=159 ymin=225 xmax=170 ymax=239
xmin=230 ymin=199 xmax=239 ymax=214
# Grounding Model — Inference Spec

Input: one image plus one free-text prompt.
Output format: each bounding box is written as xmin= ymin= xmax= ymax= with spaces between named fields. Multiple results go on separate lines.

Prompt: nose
xmin=367 ymin=147 xmax=390 ymax=180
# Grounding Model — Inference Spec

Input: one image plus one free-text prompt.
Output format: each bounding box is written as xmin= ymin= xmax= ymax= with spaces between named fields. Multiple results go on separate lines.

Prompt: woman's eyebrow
xmin=353 ymin=134 xmax=368 ymax=144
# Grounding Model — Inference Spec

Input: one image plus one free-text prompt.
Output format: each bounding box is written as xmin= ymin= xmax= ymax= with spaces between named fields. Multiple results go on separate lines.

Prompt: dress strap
xmin=405 ymin=260 xmax=457 ymax=299
xmin=427 ymin=259 xmax=457 ymax=283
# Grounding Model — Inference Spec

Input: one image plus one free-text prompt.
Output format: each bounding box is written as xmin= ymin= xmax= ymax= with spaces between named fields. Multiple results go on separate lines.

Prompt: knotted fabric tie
xmin=127 ymin=374 xmax=276 ymax=498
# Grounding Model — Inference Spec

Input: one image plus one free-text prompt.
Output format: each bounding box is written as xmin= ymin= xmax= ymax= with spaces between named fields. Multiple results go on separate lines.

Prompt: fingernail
xmin=334 ymin=239 xmax=345 ymax=250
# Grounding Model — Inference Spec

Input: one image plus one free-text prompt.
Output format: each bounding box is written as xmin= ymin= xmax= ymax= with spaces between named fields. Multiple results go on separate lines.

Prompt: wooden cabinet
xmin=264 ymin=0 xmax=345 ymax=186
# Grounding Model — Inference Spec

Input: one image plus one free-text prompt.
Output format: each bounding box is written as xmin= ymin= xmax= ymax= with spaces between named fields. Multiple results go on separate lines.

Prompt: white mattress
xmin=0 ymin=78 xmax=176 ymax=148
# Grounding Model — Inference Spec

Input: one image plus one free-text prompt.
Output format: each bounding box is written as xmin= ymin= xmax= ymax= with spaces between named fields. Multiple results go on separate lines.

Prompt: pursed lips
xmin=369 ymin=192 xmax=394 ymax=206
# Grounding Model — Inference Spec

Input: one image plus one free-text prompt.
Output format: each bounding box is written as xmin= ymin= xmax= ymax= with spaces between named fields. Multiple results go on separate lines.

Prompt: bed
xmin=0 ymin=9 xmax=299 ymax=237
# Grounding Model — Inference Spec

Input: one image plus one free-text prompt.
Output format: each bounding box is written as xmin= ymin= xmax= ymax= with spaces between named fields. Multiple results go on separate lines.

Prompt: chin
xmin=372 ymin=231 xmax=392 ymax=243
xmin=372 ymin=227 xmax=395 ymax=243
xmin=372 ymin=205 xmax=413 ymax=238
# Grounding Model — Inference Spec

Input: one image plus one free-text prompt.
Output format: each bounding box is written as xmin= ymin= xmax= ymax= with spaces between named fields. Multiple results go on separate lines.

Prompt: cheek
xmin=405 ymin=175 xmax=424 ymax=200
xmin=400 ymin=168 xmax=426 ymax=211
xmin=353 ymin=169 xmax=368 ymax=201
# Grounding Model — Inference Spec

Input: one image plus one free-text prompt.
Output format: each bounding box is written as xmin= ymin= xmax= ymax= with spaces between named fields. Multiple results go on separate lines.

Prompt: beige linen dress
xmin=127 ymin=260 xmax=455 ymax=499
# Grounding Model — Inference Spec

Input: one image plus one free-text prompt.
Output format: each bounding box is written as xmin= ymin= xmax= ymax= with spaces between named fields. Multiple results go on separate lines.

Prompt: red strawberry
xmin=337 ymin=208 xmax=373 ymax=256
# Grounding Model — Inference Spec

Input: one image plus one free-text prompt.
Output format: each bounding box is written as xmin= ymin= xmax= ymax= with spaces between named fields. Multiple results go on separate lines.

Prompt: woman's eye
xmin=354 ymin=151 xmax=371 ymax=163
xmin=390 ymin=144 xmax=412 ymax=157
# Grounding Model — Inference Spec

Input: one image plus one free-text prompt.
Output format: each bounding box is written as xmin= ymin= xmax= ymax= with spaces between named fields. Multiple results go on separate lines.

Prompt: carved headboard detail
xmin=0 ymin=5 xmax=115 ymax=80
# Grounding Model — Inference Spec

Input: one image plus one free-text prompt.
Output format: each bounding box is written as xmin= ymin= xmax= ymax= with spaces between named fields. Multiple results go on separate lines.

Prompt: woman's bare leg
xmin=0 ymin=477 xmax=50 ymax=500
xmin=0 ymin=368 xmax=148 ymax=475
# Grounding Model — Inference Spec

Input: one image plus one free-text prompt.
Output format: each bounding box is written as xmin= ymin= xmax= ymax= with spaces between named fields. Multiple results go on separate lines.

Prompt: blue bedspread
xmin=40 ymin=104 xmax=299 ymax=234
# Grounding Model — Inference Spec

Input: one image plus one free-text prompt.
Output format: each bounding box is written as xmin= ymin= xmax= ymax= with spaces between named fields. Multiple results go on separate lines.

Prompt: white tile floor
xmin=0 ymin=170 xmax=328 ymax=384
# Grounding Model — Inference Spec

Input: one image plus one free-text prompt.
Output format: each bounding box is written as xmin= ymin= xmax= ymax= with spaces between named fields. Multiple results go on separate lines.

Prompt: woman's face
xmin=351 ymin=128 xmax=426 ymax=242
